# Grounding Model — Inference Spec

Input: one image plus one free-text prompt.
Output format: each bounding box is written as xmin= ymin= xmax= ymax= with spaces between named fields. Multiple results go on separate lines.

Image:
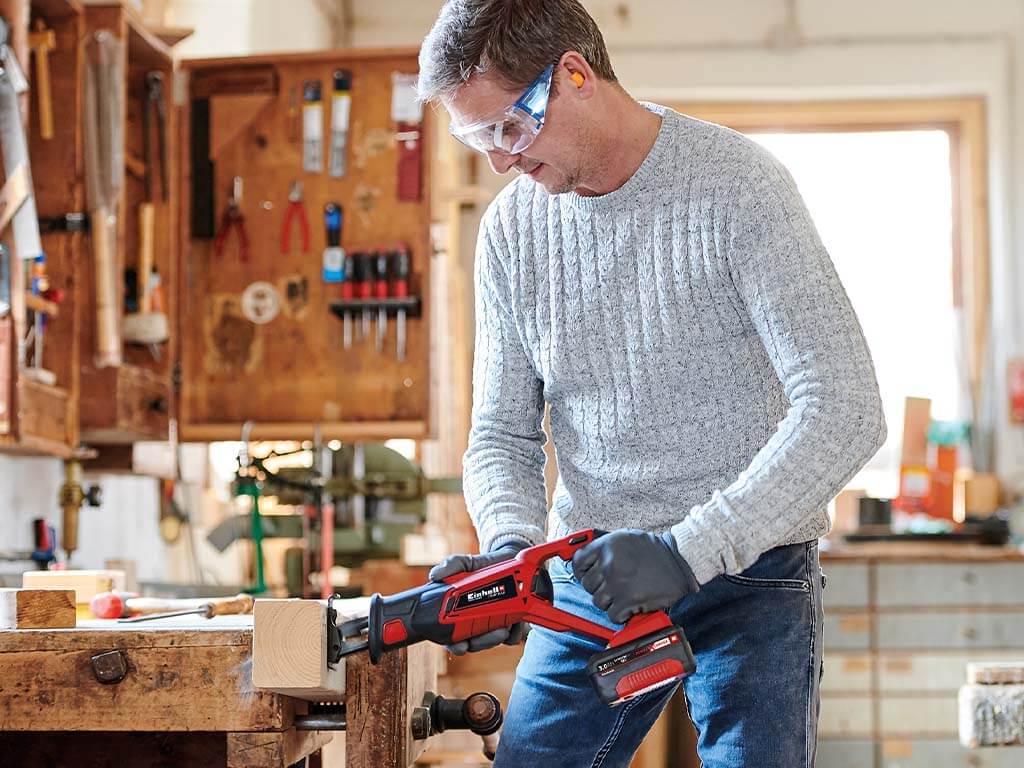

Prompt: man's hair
xmin=417 ymin=0 xmax=617 ymax=103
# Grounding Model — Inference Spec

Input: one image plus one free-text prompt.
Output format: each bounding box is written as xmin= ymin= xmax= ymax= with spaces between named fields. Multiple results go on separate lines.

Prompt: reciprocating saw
xmin=330 ymin=529 xmax=696 ymax=706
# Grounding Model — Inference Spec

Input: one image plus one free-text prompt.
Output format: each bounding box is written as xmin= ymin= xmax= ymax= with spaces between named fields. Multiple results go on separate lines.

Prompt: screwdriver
xmin=393 ymin=244 xmax=411 ymax=362
xmin=340 ymin=251 xmax=355 ymax=349
xmin=373 ymin=249 xmax=389 ymax=353
xmin=353 ymin=252 xmax=372 ymax=341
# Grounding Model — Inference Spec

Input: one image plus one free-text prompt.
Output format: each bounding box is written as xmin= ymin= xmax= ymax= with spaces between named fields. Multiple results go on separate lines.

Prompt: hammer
xmin=28 ymin=19 xmax=55 ymax=140
xmin=90 ymin=591 xmax=254 ymax=622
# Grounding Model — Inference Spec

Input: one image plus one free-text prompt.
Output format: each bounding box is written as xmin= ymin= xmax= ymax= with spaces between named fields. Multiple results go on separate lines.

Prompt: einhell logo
xmin=467 ymin=584 xmax=505 ymax=602
xmin=453 ymin=574 xmax=518 ymax=610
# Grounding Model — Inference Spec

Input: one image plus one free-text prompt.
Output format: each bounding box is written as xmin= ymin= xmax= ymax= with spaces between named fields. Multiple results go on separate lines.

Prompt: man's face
xmin=445 ymin=70 xmax=584 ymax=195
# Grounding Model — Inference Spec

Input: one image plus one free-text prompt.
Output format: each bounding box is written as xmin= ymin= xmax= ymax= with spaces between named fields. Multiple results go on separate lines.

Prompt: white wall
xmin=349 ymin=0 xmax=1024 ymax=491
xmin=166 ymin=0 xmax=336 ymax=59
xmin=0 ymin=455 xmax=165 ymax=581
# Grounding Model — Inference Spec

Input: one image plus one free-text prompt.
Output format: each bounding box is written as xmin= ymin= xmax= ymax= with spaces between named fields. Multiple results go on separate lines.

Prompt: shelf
xmin=180 ymin=420 xmax=429 ymax=443
xmin=329 ymin=296 xmax=422 ymax=319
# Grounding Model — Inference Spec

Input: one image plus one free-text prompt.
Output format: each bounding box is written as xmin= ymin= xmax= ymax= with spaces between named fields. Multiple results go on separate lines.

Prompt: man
xmin=418 ymin=2 xmax=886 ymax=766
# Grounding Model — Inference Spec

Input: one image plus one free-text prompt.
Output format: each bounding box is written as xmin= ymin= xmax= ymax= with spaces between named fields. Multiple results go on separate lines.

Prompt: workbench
xmin=0 ymin=614 xmax=437 ymax=767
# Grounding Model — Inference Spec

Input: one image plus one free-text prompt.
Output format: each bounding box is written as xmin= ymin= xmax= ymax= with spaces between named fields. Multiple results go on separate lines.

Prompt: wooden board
xmin=344 ymin=641 xmax=437 ymax=768
xmin=252 ymin=598 xmax=347 ymax=702
xmin=22 ymin=569 xmax=125 ymax=604
xmin=178 ymin=49 xmax=432 ymax=440
xmin=0 ymin=588 xmax=75 ymax=628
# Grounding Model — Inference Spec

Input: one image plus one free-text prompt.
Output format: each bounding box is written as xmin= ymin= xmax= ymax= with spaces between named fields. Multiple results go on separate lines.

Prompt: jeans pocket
xmin=720 ymin=542 xmax=813 ymax=592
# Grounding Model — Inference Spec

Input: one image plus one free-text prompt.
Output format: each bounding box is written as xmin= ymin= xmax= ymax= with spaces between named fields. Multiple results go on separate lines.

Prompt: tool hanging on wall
xmin=28 ymin=19 xmax=55 ymax=141
xmin=214 ymin=176 xmax=249 ymax=261
xmin=124 ymin=71 xmax=171 ymax=358
xmin=391 ymin=72 xmax=423 ymax=202
xmin=353 ymin=252 xmax=372 ymax=341
xmin=302 ymin=79 xmax=323 ymax=173
xmin=0 ymin=18 xmax=45 ymax=266
xmin=328 ymin=69 xmax=351 ymax=178
xmin=393 ymin=245 xmax=411 ymax=362
xmin=322 ymin=201 xmax=344 ymax=281
xmin=339 ymin=251 xmax=354 ymax=349
xmin=83 ymin=29 xmax=125 ymax=368
xmin=286 ymin=84 xmax=299 ymax=143
xmin=23 ymin=254 xmax=63 ymax=385
xmin=143 ymin=71 xmax=169 ymax=202
xmin=373 ymin=250 xmax=388 ymax=353
xmin=280 ymin=180 xmax=311 ymax=254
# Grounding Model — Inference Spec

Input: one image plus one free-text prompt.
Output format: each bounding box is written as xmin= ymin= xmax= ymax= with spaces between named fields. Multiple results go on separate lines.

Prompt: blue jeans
xmin=494 ymin=541 xmax=824 ymax=768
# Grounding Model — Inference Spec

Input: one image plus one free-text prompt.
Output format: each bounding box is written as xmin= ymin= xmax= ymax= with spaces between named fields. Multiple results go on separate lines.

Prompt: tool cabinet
xmin=0 ymin=0 xmax=436 ymax=458
xmin=818 ymin=544 xmax=1024 ymax=767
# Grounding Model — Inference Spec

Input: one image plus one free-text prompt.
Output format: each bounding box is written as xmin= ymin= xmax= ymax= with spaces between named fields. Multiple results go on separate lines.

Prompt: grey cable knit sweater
xmin=463 ymin=103 xmax=887 ymax=585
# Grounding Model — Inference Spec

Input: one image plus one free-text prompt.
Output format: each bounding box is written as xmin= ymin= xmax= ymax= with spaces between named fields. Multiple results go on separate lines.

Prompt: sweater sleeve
xmin=668 ymin=156 xmax=887 ymax=584
xmin=462 ymin=212 xmax=549 ymax=553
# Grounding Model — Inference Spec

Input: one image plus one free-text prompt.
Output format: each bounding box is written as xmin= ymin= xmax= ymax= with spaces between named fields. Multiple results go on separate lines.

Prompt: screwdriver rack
xmin=329 ymin=298 xmax=421 ymax=317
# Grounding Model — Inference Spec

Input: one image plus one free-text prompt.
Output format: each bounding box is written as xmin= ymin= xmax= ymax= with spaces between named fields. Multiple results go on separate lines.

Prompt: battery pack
xmin=586 ymin=625 xmax=696 ymax=706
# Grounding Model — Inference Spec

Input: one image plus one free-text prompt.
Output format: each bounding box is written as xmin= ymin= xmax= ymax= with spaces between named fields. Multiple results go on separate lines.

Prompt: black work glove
xmin=428 ymin=542 xmax=530 ymax=655
xmin=572 ymin=529 xmax=700 ymax=624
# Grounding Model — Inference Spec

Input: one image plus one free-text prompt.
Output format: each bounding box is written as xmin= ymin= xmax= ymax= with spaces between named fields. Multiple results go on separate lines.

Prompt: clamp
xmin=214 ymin=176 xmax=250 ymax=262
xmin=280 ymin=180 xmax=311 ymax=254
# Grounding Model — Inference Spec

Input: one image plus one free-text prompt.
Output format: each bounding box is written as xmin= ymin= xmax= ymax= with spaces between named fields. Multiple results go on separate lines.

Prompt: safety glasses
xmin=448 ymin=64 xmax=554 ymax=155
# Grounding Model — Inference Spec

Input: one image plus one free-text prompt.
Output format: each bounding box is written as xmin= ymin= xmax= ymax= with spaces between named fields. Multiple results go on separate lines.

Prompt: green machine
xmin=208 ymin=441 xmax=462 ymax=596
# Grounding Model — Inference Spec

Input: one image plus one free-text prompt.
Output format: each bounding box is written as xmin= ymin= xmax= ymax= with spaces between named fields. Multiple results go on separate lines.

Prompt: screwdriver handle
xmin=393 ymin=246 xmax=410 ymax=299
xmin=341 ymin=252 xmax=355 ymax=299
xmin=324 ymin=203 xmax=342 ymax=247
xmin=374 ymin=251 xmax=389 ymax=299
xmin=354 ymin=253 xmax=372 ymax=299
xmin=204 ymin=593 xmax=256 ymax=618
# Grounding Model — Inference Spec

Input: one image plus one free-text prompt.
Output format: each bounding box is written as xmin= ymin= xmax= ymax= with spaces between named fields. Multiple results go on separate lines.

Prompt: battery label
xmin=595 ymin=633 xmax=678 ymax=676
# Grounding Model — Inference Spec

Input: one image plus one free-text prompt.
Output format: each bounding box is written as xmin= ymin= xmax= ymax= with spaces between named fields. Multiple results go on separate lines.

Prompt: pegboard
xmin=177 ymin=48 xmax=432 ymax=441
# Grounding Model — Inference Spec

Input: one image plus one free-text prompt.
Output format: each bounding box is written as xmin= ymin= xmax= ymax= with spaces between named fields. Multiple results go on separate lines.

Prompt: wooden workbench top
xmin=821 ymin=540 xmax=1024 ymax=562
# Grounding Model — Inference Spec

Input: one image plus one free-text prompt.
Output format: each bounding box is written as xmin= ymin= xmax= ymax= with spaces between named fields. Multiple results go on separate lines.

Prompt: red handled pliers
xmin=214 ymin=176 xmax=250 ymax=262
xmin=280 ymin=180 xmax=311 ymax=254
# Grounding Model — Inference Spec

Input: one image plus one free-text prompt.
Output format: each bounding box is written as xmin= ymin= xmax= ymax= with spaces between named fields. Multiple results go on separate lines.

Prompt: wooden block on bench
xmin=0 ymin=588 xmax=76 ymax=629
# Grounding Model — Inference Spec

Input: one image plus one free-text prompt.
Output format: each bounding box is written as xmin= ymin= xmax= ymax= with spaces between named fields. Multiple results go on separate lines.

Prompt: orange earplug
xmin=570 ymin=72 xmax=584 ymax=88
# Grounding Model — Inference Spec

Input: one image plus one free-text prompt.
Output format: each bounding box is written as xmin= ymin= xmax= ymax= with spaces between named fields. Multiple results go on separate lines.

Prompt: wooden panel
xmin=823 ymin=563 xmax=870 ymax=608
xmin=817 ymin=740 xmax=875 ymax=768
xmin=880 ymin=740 xmax=1024 ymax=767
xmin=0 ymin=643 xmax=290 ymax=731
xmin=822 ymin=653 xmax=873 ymax=693
xmin=877 ymin=612 xmax=1024 ymax=651
xmin=80 ymin=364 xmax=169 ymax=442
xmin=344 ymin=642 xmax=437 ymax=768
xmin=876 ymin=563 xmax=1024 ymax=608
xmin=825 ymin=612 xmax=872 ymax=650
xmin=16 ymin=378 xmax=69 ymax=446
xmin=879 ymin=652 xmax=1024 ymax=693
xmin=226 ymin=729 xmax=333 ymax=768
xmin=0 ymin=588 xmax=75 ymax=628
xmin=819 ymin=695 xmax=873 ymax=738
xmin=179 ymin=49 xmax=432 ymax=438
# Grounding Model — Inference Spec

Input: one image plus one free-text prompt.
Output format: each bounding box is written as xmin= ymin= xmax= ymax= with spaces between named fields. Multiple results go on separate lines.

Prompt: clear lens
xmin=448 ymin=63 xmax=553 ymax=156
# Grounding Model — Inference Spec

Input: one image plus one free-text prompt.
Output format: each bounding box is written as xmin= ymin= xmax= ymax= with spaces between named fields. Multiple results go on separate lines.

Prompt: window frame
xmin=668 ymin=98 xmax=990 ymax=412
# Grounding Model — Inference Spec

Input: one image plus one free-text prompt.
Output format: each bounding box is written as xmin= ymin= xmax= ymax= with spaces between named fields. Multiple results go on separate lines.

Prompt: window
xmin=675 ymin=100 xmax=990 ymax=498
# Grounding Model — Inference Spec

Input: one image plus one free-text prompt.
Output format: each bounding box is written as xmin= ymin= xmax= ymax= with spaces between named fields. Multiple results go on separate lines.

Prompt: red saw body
xmin=334 ymin=529 xmax=697 ymax=706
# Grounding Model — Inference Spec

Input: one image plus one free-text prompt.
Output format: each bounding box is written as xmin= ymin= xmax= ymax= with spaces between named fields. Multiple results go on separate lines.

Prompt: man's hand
xmin=572 ymin=530 xmax=699 ymax=624
xmin=428 ymin=543 xmax=529 ymax=655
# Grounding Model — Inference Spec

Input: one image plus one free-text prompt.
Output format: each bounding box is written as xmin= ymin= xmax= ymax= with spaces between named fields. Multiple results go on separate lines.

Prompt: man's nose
xmin=486 ymin=149 xmax=519 ymax=175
